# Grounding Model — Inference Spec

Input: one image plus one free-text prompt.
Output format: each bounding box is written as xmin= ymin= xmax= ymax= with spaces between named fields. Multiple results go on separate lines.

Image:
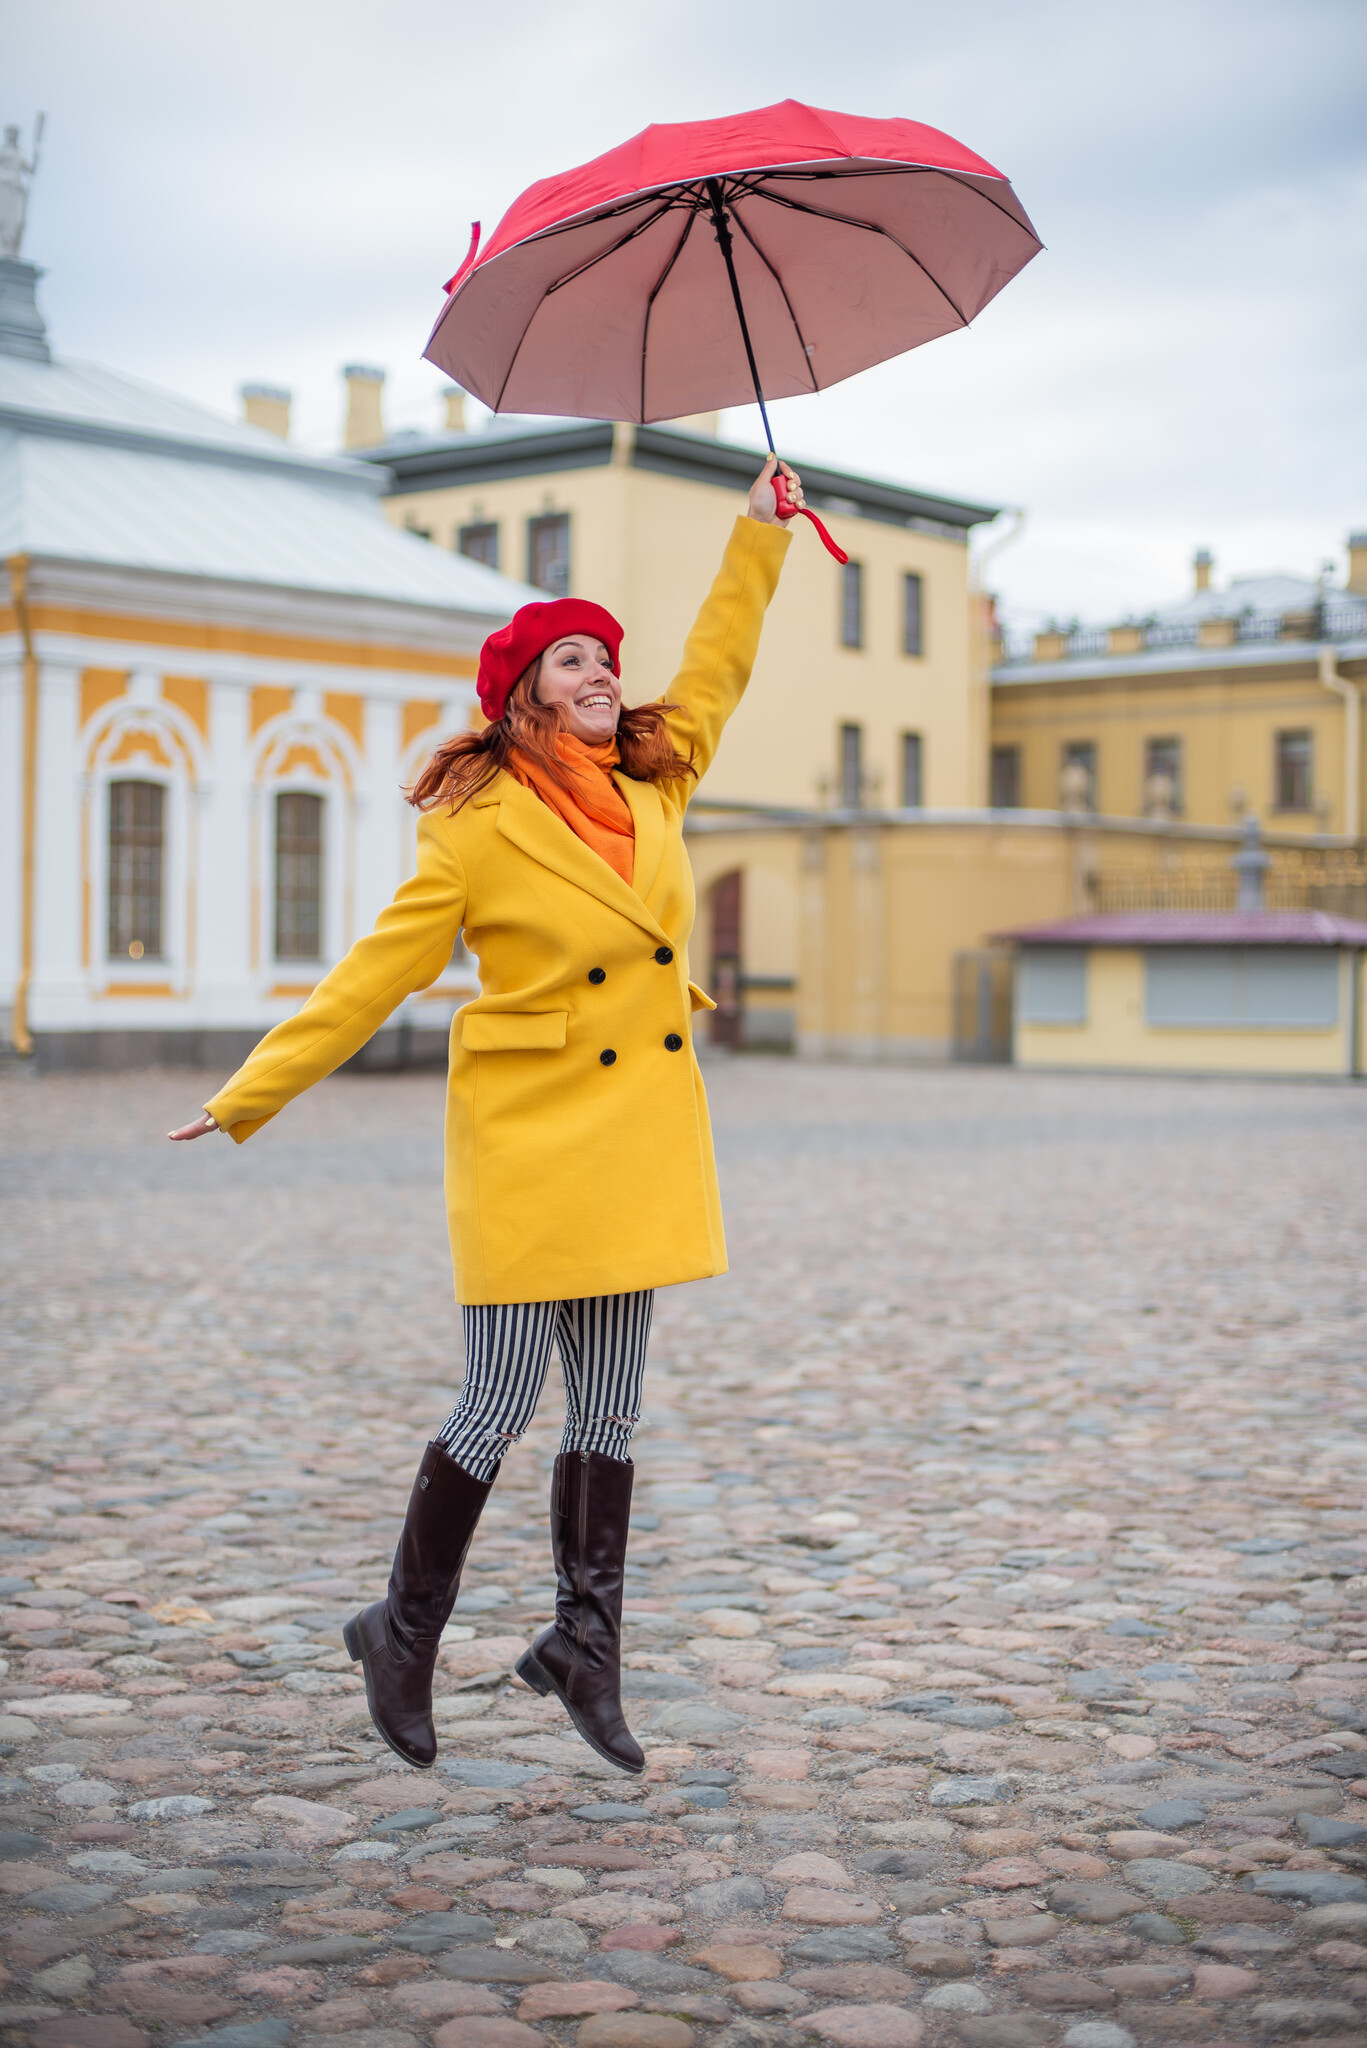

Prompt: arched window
xmin=107 ymin=780 xmax=165 ymax=960
xmin=275 ymin=791 xmax=324 ymax=959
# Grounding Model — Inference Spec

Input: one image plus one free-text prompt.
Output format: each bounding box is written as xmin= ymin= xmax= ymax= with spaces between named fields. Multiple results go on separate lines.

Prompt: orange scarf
xmin=508 ymin=733 xmax=636 ymax=887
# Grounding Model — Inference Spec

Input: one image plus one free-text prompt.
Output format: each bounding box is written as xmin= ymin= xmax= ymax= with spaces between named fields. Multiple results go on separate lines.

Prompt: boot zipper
xmin=575 ymin=1451 xmax=590 ymax=1651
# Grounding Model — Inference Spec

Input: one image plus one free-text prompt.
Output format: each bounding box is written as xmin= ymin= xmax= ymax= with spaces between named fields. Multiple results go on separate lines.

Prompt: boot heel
xmin=515 ymin=1650 xmax=552 ymax=1696
xmin=342 ymin=1619 xmax=361 ymax=1664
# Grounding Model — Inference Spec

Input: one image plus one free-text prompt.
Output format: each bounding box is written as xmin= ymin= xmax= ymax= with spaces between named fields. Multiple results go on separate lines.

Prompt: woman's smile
xmin=537 ymin=634 xmax=623 ymax=741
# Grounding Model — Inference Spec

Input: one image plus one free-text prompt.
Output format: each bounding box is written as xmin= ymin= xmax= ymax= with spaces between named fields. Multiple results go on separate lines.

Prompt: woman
xmin=169 ymin=456 xmax=800 ymax=1774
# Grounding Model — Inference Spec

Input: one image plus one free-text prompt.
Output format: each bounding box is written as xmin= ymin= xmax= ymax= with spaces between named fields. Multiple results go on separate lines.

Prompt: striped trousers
xmin=435 ymin=1291 xmax=654 ymax=1482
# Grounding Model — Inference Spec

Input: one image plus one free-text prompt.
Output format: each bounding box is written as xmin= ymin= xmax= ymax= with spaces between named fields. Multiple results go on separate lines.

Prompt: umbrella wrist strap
xmin=773 ymin=473 xmax=849 ymax=564
xmin=785 ymin=503 xmax=848 ymax=564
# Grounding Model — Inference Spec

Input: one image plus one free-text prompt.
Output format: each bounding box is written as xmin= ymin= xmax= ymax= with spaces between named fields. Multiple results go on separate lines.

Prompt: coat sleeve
xmin=203 ymin=811 xmax=468 ymax=1143
xmin=661 ymin=515 xmax=790 ymax=799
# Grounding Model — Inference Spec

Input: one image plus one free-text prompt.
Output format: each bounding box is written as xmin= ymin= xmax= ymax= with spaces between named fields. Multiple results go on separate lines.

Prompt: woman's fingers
xmin=168 ymin=1113 xmax=216 ymax=1142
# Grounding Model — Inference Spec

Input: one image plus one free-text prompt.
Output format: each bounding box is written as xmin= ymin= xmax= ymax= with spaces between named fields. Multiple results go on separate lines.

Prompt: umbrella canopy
xmin=423 ymin=99 xmax=1041 ymax=425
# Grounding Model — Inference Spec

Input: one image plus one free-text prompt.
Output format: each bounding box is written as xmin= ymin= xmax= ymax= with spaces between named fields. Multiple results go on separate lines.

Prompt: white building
xmin=0 ymin=264 xmax=538 ymax=1068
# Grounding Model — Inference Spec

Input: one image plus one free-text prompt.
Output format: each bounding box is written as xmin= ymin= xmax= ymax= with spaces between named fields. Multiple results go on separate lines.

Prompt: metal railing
xmin=1095 ymin=850 xmax=1367 ymax=918
xmin=998 ymin=595 xmax=1367 ymax=667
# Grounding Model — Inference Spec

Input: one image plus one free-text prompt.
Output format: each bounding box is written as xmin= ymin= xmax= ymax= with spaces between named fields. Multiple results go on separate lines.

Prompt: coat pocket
xmin=688 ymin=981 xmax=717 ymax=1013
xmin=461 ymin=1010 xmax=569 ymax=1052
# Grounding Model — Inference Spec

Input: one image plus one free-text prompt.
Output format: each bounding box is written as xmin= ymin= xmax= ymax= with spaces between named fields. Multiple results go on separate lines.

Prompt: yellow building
xmin=357 ymin=404 xmax=999 ymax=816
xmin=0 ymin=285 xmax=536 ymax=1068
xmin=680 ymin=805 xmax=1357 ymax=1061
xmin=989 ymin=542 xmax=1367 ymax=837
xmin=1003 ymin=907 xmax=1367 ymax=1080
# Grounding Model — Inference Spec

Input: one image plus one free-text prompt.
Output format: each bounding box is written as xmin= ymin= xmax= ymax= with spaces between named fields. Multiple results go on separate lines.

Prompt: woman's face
xmin=534 ymin=636 xmax=621 ymax=744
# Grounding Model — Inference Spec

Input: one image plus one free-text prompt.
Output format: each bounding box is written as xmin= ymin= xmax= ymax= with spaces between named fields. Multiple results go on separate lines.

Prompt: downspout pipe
xmin=1318 ymin=645 xmax=1361 ymax=841
xmin=7 ymin=554 xmax=38 ymax=1057
xmin=970 ymin=508 xmax=1026 ymax=809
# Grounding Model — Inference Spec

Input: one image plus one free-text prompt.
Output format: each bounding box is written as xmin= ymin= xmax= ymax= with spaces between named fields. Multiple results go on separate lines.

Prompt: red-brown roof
xmin=996 ymin=910 xmax=1367 ymax=947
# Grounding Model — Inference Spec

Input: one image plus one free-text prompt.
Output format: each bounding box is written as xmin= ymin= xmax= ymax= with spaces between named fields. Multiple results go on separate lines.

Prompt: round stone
xmin=805 ymin=2005 xmax=924 ymax=2047
xmin=922 ymin=1984 xmax=991 ymax=2012
xmin=577 ymin=2018 xmax=693 ymax=2048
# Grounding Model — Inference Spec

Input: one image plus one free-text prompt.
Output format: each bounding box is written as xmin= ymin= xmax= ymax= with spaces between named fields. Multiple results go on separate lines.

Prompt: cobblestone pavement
xmin=3 ymin=1059 xmax=1367 ymax=2048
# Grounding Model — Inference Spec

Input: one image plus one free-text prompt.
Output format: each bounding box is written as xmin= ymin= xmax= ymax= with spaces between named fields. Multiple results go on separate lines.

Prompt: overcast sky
xmin=7 ymin=0 xmax=1366 ymax=628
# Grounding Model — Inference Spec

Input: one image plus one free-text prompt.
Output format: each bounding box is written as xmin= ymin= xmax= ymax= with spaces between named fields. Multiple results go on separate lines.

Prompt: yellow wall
xmin=383 ymin=439 xmax=981 ymax=812
xmin=991 ymin=661 xmax=1365 ymax=835
xmin=684 ymin=814 xmax=1240 ymax=1059
xmin=1016 ymin=946 xmax=1356 ymax=1076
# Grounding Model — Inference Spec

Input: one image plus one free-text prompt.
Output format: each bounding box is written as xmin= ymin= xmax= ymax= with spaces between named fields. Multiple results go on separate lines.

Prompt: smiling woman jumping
xmin=169 ymin=456 xmax=798 ymax=1774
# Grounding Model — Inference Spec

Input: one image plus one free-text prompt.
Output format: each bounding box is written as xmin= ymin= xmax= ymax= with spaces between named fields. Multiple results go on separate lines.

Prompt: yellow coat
xmin=205 ymin=516 xmax=790 ymax=1305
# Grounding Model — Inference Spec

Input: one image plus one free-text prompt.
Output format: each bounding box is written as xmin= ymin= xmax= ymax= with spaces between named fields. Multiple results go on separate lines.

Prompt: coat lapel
xmin=485 ymin=774 xmax=671 ymax=945
xmin=617 ymin=772 xmax=667 ymax=905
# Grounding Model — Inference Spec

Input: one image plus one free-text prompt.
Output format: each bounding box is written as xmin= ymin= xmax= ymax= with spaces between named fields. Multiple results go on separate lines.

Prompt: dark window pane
xmin=108 ymin=779 xmax=164 ymax=960
xmin=459 ymin=522 xmax=499 ymax=571
xmin=901 ymin=731 xmax=924 ymax=808
xmin=990 ymin=745 xmax=1021 ymax=809
xmin=1061 ymin=740 xmax=1097 ymax=810
xmin=902 ymin=572 xmax=924 ymax=657
xmin=1275 ymin=729 xmax=1313 ymax=811
xmin=527 ymin=513 xmax=570 ymax=597
xmin=275 ymin=791 xmax=324 ymax=960
xmin=840 ymin=722 xmax=863 ymax=809
xmin=1144 ymin=735 xmax=1183 ymax=814
xmin=840 ymin=560 xmax=863 ymax=649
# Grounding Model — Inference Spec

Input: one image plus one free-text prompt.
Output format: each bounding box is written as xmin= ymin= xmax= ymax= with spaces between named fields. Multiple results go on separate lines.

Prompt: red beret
xmin=477 ymin=599 xmax=624 ymax=724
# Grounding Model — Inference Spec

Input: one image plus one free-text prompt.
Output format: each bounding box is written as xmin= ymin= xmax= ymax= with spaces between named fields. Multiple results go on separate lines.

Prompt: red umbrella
xmin=424 ymin=100 xmax=1040 ymax=558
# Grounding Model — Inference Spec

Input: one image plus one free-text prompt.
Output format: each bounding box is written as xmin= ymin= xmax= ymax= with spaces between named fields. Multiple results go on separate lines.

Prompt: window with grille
xmin=840 ymin=560 xmax=864 ymax=649
xmin=1275 ymin=729 xmax=1313 ymax=811
xmin=901 ymin=731 xmax=924 ymax=808
xmin=275 ymin=791 xmax=324 ymax=960
xmin=990 ymin=745 xmax=1022 ymax=809
xmin=108 ymin=780 xmax=165 ymax=960
xmin=839 ymin=722 xmax=864 ymax=809
xmin=459 ymin=522 xmax=499 ymax=571
xmin=902 ymin=572 xmax=924 ymax=657
xmin=527 ymin=513 xmax=570 ymax=597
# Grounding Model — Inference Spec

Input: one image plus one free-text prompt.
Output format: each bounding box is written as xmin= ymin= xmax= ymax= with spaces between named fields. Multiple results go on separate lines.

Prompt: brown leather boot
xmin=343 ymin=1441 xmax=492 ymax=1769
xmin=515 ymin=1450 xmax=644 ymax=1774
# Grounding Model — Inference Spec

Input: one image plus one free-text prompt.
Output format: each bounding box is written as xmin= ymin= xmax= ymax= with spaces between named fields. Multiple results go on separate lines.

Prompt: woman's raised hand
xmin=748 ymin=455 xmax=803 ymax=525
xmin=168 ymin=1112 xmax=218 ymax=1142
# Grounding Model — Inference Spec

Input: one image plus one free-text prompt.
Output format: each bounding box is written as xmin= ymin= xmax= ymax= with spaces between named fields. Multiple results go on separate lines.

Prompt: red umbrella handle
xmin=773 ymin=469 xmax=849 ymax=564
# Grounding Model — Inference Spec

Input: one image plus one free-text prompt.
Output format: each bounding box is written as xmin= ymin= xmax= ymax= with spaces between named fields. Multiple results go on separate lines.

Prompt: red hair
xmin=407 ymin=663 xmax=695 ymax=813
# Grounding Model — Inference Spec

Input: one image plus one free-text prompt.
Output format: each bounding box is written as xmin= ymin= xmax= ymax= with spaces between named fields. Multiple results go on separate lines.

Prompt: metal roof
xmin=997 ymin=910 xmax=1367 ymax=947
xmin=1153 ymin=570 xmax=1336 ymax=626
xmin=361 ymin=416 xmax=1000 ymax=536
xmin=0 ymin=354 xmax=542 ymax=617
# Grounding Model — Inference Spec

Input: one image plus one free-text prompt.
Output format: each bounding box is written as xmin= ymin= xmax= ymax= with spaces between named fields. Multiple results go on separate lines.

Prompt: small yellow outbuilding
xmin=1001 ymin=909 xmax=1367 ymax=1079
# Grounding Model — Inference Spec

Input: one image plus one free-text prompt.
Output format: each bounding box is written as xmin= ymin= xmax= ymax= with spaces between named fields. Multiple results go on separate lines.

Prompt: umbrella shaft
xmin=705 ymin=179 xmax=776 ymax=457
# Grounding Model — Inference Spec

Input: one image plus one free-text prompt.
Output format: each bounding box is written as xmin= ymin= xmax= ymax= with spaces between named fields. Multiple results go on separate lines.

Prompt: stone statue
xmin=1143 ymin=770 xmax=1176 ymax=821
xmin=0 ymin=115 xmax=43 ymax=261
xmin=1059 ymin=760 xmax=1092 ymax=814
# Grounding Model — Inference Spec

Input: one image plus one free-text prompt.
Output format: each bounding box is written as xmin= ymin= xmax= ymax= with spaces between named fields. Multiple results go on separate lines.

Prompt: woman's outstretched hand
xmin=748 ymin=455 xmax=804 ymax=525
xmin=168 ymin=1113 xmax=218 ymax=1142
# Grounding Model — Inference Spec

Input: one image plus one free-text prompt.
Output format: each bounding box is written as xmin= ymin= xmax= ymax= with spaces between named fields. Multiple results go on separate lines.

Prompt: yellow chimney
xmin=241 ymin=383 xmax=291 ymax=440
xmin=443 ymin=386 xmax=467 ymax=433
xmin=1193 ymin=547 xmax=1213 ymax=593
xmin=343 ymin=364 xmax=386 ymax=449
xmin=1348 ymin=532 xmax=1367 ymax=596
